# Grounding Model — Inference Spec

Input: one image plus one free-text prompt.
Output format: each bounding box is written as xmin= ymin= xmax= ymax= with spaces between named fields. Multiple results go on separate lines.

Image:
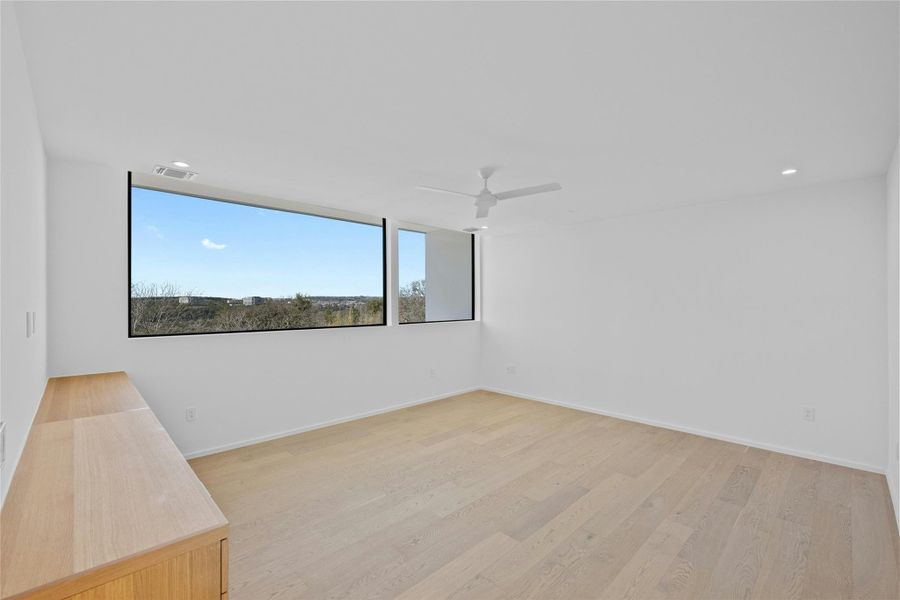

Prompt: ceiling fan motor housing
xmin=476 ymin=190 xmax=497 ymax=208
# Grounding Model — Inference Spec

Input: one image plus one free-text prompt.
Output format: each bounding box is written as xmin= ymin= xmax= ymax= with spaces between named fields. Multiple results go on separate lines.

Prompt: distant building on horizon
xmin=179 ymin=296 xmax=209 ymax=305
xmin=243 ymin=296 xmax=266 ymax=306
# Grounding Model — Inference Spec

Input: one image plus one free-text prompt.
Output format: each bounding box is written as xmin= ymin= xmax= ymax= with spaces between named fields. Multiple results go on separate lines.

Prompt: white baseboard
xmin=183 ymin=387 xmax=479 ymax=460
xmin=482 ymin=386 xmax=886 ymax=475
xmin=184 ymin=384 xmax=887 ymax=477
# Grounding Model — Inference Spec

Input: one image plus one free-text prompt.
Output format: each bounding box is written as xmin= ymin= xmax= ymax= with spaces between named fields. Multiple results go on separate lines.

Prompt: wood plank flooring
xmin=190 ymin=391 xmax=900 ymax=599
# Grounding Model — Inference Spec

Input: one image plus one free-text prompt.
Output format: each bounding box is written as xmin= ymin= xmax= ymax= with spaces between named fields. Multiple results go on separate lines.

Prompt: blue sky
xmin=398 ymin=229 xmax=425 ymax=291
xmin=131 ymin=187 xmax=425 ymax=298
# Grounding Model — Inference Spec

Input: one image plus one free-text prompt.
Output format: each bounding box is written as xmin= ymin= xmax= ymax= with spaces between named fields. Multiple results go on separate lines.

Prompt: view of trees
xmin=130 ymin=283 xmax=384 ymax=336
xmin=399 ymin=279 xmax=426 ymax=323
xmin=131 ymin=278 xmax=428 ymax=335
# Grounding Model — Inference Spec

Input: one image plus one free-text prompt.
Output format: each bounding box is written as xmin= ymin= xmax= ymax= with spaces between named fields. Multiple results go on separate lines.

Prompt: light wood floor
xmin=190 ymin=391 xmax=900 ymax=600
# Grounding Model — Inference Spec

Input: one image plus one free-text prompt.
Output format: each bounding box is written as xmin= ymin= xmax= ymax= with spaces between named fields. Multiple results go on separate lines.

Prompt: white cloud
xmin=146 ymin=225 xmax=164 ymax=239
xmin=201 ymin=238 xmax=227 ymax=250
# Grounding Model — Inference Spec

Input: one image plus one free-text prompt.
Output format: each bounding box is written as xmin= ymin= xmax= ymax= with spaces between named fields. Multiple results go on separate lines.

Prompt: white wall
xmin=0 ymin=4 xmax=48 ymax=505
xmin=482 ymin=177 xmax=888 ymax=472
xmin=425 ymin=229 xmax=473 ymax=321
xmin=21 ymin=152 xmax=900 ymax=490
xmin=887 ymin=139 xmax=899 ymax=526
xmin=46 ymin=158 xmax=481 ymax=457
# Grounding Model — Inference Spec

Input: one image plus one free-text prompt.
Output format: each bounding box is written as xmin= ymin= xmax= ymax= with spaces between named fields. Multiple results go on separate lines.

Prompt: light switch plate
xmin=25 ymin=311 xmax=36 ymax=338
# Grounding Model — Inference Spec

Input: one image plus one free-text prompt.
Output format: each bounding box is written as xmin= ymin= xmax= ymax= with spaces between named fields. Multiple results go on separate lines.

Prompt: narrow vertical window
xmin=397 ymin=224 xmax=474 ymax=324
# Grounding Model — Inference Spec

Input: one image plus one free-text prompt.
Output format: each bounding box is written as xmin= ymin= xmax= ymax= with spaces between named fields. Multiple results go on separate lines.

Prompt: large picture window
xmin=129 ymin=180 xmax=385 ymax=337
xmin=398 ymin=223 xmax=474 ymax=324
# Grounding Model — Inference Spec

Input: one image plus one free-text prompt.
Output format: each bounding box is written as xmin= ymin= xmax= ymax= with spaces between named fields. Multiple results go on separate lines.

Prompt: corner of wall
xmin=886 ymin=137 xmax=900 ymax=530
xmin=1 ymin=1 xmax=49 ymax=506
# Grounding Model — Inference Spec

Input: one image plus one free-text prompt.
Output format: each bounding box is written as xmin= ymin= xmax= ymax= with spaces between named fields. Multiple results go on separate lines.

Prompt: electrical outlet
xmin=0 ymin=421 xmax=5 ymax=469
xmin=802 ymin=407 xmax=816 ymax=422
xmin=506 ymin=365 xmax=517 ymax=375
xmin=185 ymin=407 xmax=197 ymax=422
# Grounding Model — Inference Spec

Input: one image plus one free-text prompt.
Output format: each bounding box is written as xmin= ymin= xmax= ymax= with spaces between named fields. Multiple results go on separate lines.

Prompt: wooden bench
xmin=1 ymin=372 xmax=229 ymax=599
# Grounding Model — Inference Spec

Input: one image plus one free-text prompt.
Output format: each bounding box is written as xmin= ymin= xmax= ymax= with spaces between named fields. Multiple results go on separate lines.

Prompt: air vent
xmin=153 ymin=165 xmax=198 ymax=181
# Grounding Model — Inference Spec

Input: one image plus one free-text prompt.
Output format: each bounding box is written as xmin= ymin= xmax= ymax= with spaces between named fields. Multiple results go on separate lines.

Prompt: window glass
xmin=398 ymin=229 xmax=426 ymax=323
xmin=130 ymin=186 xmax=384 ymax=336
xmin=398 ymin=224 xmax=473 ymax=323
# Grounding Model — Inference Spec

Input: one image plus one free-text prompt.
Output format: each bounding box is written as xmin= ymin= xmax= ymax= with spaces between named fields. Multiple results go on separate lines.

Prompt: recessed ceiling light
xmin=479 ymin=226 xmax=488 ymax=229
xmin=172 ymin=161 xmax=190 ymax=168
xmin=781 ymin=168 xmax=798 ymax=176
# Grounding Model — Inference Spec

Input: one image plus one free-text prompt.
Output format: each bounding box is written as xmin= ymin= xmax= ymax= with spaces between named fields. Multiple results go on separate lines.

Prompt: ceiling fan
xmin=418 ymin=167 xmax=562 ymax=219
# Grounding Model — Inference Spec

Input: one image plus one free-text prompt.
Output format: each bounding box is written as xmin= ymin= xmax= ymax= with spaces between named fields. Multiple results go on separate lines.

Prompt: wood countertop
xmin=0 ymin=372 xmax=228 ymax=599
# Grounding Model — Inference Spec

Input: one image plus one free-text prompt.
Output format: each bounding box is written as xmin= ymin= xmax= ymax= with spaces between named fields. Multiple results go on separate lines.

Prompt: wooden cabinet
xmin=1 ymin=373 xmax=229 ymax=600
xmin=64 ymin=541 xmax=223 ymax=600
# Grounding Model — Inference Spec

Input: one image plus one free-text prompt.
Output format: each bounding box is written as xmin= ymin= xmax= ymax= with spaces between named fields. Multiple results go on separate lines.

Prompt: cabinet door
xmin=65 ymin=542 xmax=221 ymax=600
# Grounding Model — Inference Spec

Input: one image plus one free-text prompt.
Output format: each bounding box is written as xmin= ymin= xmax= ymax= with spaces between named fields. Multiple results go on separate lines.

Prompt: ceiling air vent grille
xmin=153 ymin=165 xmax=198 ymax=181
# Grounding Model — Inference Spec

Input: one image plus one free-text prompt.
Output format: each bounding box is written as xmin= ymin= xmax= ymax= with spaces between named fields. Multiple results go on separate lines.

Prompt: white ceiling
xmin=13 ymin=1 xmax=899 ymax=235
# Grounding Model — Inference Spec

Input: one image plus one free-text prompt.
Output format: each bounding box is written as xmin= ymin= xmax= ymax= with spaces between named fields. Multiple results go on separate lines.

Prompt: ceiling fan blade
xmin=417 ymin=185 xmax=476 ymax=198
xmin=475 ymin=204 xmax=490 ymax=219
xmin=494 ymin=182 xmax=562 ymax=201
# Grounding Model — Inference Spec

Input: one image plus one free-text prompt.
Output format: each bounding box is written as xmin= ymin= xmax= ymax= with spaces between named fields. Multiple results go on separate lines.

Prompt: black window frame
xmin=397 ymin=227 xmax=475 ymax=325
xmin=127 ymin=171 xmax=387 ymax=338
